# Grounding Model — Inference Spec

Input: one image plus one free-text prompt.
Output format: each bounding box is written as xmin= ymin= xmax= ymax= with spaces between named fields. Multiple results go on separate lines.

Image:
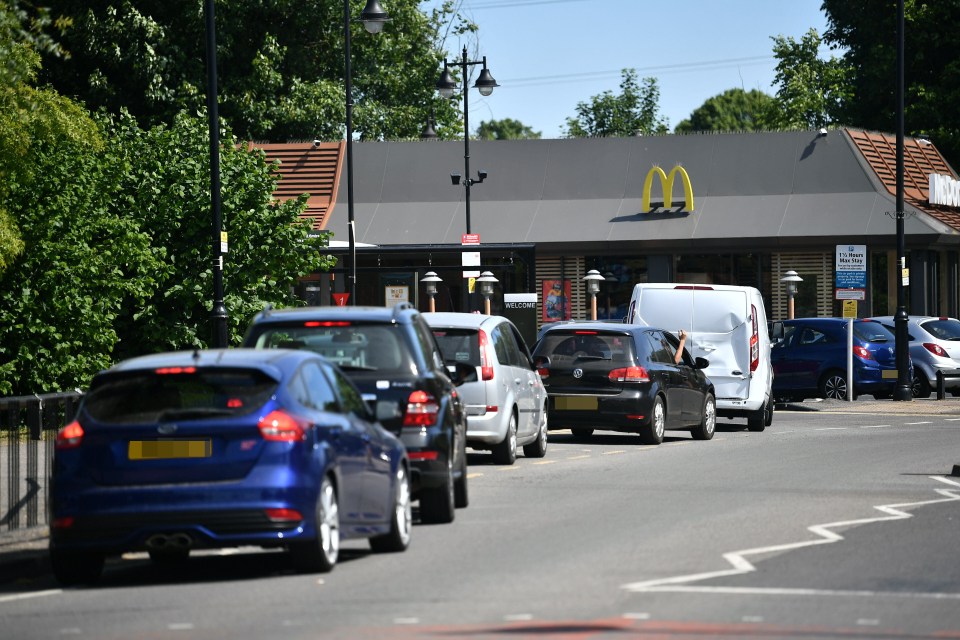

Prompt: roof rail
xmin=391 ymin=302 xmax=413 ymax=322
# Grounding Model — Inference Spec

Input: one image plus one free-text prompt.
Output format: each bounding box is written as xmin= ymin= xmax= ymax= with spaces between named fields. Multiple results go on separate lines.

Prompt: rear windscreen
xmin=83 ymin=369 xmax=278 ymax=424
xmin=854 ymin=321 xmax=896 ymax=342
xmin=920 ymin=318 xmax=960 ymax=341
xmin=431 ymin=328 xmax=480 ymax=366
xmin=534 ymin=332 xmax=635 ymax=365
xmin=248 ymin=323 xmax=411 ymax=373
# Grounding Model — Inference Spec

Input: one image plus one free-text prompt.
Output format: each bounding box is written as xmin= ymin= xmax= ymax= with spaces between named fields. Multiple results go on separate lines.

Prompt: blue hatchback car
xmin=49 ymin=349 xmax=411 ymax=585
xmin=771 ymin=318 xmax=908 ymax=401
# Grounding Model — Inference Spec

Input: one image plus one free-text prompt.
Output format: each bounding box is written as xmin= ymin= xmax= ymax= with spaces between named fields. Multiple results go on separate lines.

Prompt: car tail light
xmin=51 ymin=516 xmax=75 ymax=530
xmin=608 ymin=366 xmax=650 ymax=383
xmin=403 ymin=390 xmax=439 ymax=427
xmin=56 ymin=421 xmax=84 ymax=449
xmin=408 ymin=450 xmax=440 ymax=461
xmin=574 ymin=330 xmax=598 ymax=335
xmin=478 ymin=329 xmax=494 ymax=381
xmin=305 ymin=321 xmax=350 ymax=327
xmin=264 ymin=508 xmax=303 ymax=523
xmin=537 ymin=367 xmax=549 ymax=379
xmin=154 ymin=366 xmax=196 ymax=375
xmin=750 ymin=304 xmax=760 ymax=373
xmin=923 ymin=342 xmax=948 ymax=357
xmin=852 ymin=346 xmax=874 ymax=360
xmin=258 ymin=410 xmax=305 ymax=441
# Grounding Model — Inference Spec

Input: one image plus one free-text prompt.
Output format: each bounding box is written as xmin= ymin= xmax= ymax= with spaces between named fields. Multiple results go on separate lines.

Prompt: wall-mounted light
xmin=420 ymin=271 xmax=443 ymax=312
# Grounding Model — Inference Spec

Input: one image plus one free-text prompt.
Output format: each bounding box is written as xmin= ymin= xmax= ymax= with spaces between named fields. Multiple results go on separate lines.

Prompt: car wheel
xmin=290 ymin=476 xmax=339 ymax=573
xmin=522 ymin=406 xmax=549 ymax=458
xmin=492 ymin=412 xmax=518 ymax=465
xmin=638 ymin=395 xmax=665 ymax=445
xmin=691 ymin=393 xmax=716 ymax=440
xmin=571 ymin=428 xmax=594 ymax=439
xmin=50 ymin=549 xmax=105 ymax=586
xmin=370 ymin=466 xmax=412 ymax=553
xmin=419 ymin=454 xmax=455 ymax=524
xmin=747 ymin=398 xmax=768 ymax=432
xmin=820 ymin=370 xmax=849 ymax=400
xmin=912 ymin=373 xmax=932 ymax=399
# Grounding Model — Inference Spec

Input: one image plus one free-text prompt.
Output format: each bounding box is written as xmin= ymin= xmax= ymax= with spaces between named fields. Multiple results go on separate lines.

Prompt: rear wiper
xmin=574 ymin=354 xmax=610 ymax=360
xmin=338 ymin=364 xmax=377 ymax=371
xmin=157 ymin=408 xmax=235 ymax=420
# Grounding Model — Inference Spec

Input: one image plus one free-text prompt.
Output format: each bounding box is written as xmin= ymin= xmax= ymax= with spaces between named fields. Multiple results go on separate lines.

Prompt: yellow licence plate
xmin=128 ymin=440 xmax=212 ymax=460
xmin=881 ymin=370 xmax=899 ymax=379
xmin=555 ymin=396 xmax=599 ymax=411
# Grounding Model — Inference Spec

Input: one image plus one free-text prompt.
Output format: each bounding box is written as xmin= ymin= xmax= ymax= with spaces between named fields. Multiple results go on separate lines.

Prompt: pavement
xmin=3 ymin=395 xmax=958 ymax=586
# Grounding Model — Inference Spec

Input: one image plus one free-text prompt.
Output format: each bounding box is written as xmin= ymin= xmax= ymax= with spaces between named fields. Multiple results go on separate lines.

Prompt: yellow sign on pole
xmin=842 ymin=299 xmax=857 ymax=319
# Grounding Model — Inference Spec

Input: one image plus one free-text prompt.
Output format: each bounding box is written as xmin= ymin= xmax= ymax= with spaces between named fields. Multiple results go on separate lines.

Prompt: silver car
xmin=425 ymin=313 xmax=548 ymax=465
xmin=872 ymin=315 xmax=960 ymax=397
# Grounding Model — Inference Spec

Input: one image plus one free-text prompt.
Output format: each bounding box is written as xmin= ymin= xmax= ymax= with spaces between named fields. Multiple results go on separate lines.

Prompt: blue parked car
xmin=771 ymin=318 xmax=908 ymax=401
xmin=49 ymin=349 xmax=411 ymax=585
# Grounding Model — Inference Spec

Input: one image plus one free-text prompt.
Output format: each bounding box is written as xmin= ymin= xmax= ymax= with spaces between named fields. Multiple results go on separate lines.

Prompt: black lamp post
xmin=893 ymin=0 xmax=912 ymax=401
xmin=204 ymin=0 xmax=227 ymax=348
xmin=344 ymin=0 xmax=389 ymax=305
xmin=436 ymin=46 xmax=498 ymax=235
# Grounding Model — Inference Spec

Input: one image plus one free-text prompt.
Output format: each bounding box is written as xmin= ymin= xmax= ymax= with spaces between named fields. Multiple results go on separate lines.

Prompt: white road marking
xmin=622 ymin=612 xmax=650 ymax=620
xmin=394 ymin=618 xmax=420 ymax=625
xmin=601 ymin=450 xmax=626 ymax=455
xmin=771 ymin=430 xmax=796 ymax=435
xmin=498 ymin=466 xmax=521 ymax=472
xmin=168 ymin=623 xmax=194 ymax=630
xmin=623 ymin=475 xmax=960 ymax=598
xmin=857 ymin=618 xmax=880 ymax=626
xmin=0 ymin=589 xmax=61 ymax=604
xmin=945 ymin=418 xmax=960 ymax=421
xmin=815 ymin=427 xmax=848 ymax=431
xmin=904 ymin=421 xmax=932 ymax=425
xmin=861 ymin=425 xmax=890 ymax=429
xmin=742 ymin=615 xmax=764 ymax=622
xmin=504 ymin=613 xmax=533 ymax=621
xmin=566 ymin=455 xmax=591 ymax=460
xmin=532 ymin=460 xmax=555 ymax=465
xmin=467 ymin=473 xmax=484 ymax=479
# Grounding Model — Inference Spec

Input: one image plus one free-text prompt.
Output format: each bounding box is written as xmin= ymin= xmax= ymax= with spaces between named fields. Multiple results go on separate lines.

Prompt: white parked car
xmin=871 ymin=315 xmax=960 ymax=397
xmin=425 ymin=313 xmax=548 ymax=464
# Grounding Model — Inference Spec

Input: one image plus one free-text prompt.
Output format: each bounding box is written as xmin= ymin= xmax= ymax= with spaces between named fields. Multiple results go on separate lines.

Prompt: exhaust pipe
xmin=145 ymin=532 xmax=194 ymax=550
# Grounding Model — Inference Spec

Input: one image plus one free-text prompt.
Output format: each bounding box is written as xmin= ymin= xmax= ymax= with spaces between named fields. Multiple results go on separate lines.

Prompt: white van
xmin=626 ymin=283 xmax=773 ymax=430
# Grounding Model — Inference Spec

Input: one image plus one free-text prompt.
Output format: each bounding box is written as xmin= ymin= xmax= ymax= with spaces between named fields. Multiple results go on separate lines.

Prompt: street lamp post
xmin=420 ymin=271 xmax=442 ymax=312
xmin=893 ymin=0 xmax=912 ymax=401
xmin=781 ymin=270 xmax=803 ymax=320
xmin=344 ymin=0 xmax=389 ymax=306
xmin=583 ymin=270 xmax=604 ymax=321
xmin=476 ymin=271 xmax=498 ymax=315
xmin=204 ymin=0 xmax=227 ymax=348
xmin=436 ymin=46 xmax=498 ymax=235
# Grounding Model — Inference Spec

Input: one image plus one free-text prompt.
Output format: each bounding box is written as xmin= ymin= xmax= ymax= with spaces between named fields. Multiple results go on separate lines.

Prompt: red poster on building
xmin=542 ymin=279 xmax=571 ymax=322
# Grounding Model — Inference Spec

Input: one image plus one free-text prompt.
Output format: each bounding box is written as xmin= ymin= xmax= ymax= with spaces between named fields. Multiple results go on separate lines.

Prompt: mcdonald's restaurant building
xmin=259 ymin=128 xmax=960 ymax=341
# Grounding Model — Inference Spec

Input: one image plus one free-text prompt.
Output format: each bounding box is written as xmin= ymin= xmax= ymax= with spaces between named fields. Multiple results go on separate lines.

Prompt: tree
xmin=675 ymin=88 xmax=776 ymax=133
xmin=766 ymin=28 xmax=852 ymax=130
xmin=822 ymin=1 xmax=960 ymax=166
xmin=564 ymin=69 xmax=668 ymax=138
xmin=475 ymin=118 xmax=540 ymax=140
xmin=37 ymin=0 xmax=468 ymax=143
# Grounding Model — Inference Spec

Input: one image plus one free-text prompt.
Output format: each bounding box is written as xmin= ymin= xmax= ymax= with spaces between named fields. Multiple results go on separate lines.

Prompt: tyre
xmin=571 ymin=428 xmax=594 ymax=439
xmin=912 ymin=373 xmax=932 ymax=399
xmin=819 ymin=370 xmax=849 ymax=400
xmin=747 ymin=398 xmax=769 ymax=432
xmin=454 ymin=445 xmax=469 ymax=509
xmin=370 ymin=466 xmax=412 ymax=553
xmin=419 ymin=454 xmax=455 ymax=524
xmin=50 ymin=549 xmax=105 ymax=586
xmin=691 ymin=393 xmax=716 ymax=440
xmin=492 ymin=412 xmax=518 ymax=465
xmin=522 ymin=407 xmax=549 ymax=458
xmin=638 ymin=395 xmax=665 ymax=445
xmin=290 ymin=476 xmax=339 ymax=573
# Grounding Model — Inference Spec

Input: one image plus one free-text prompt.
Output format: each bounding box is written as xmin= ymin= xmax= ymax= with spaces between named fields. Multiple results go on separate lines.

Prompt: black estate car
xmin=533 ymin=323 xmax=716 ymax=444
xmin=243 ymin=305 xmax=470 ymax=524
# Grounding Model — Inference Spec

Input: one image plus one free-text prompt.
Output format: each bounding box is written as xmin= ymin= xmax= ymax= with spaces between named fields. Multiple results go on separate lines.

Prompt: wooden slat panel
xmin=772 ymin=252 xmax=833 ymax=320
xmin=535 ymin=256 xmax=585 ymax=332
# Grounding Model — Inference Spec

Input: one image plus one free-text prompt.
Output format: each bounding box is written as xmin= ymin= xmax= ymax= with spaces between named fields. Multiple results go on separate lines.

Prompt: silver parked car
xmin=871 ymin=315 xmax=960 ymax=397
xmin=424 ymin=313 xmax=548 ymax=464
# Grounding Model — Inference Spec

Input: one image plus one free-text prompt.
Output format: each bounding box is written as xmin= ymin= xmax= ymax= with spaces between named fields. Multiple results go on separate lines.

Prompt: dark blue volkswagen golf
xmin=49 ymin=349 xmax=411 ymax=585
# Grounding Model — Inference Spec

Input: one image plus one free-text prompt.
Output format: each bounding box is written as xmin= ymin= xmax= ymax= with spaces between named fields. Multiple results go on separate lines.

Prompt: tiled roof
xmin=254 ymin=142 xmax=344 ymax=230
xmin=846 ymin=129 xmax=960 ymax=231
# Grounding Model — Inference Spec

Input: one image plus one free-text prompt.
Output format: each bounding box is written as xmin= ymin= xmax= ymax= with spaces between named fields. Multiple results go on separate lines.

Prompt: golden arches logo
xmin=641 ymin=165 xmax=694 ymax=211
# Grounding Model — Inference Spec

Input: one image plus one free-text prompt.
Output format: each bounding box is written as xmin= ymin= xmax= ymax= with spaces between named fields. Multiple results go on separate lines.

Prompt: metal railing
xmin=1 ymin=392 xmax=84 ymax=532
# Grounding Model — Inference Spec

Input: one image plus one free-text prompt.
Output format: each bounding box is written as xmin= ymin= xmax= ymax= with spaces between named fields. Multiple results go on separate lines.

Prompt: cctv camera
xmin=312 ymin=139 xmax=322 ymax=148
xmin=450 ymin=173 xmax=462 ymax=185
xmin=477 ymin=170 xmax=488 ymax=181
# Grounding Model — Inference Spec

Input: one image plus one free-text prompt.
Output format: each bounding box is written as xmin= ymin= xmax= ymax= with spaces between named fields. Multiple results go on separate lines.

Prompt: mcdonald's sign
xmin=641 ymin=165 xmax=694 ymax=212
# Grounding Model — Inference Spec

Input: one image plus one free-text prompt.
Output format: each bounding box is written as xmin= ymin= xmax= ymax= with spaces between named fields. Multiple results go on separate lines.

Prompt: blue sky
xmin=423 ymin=0 xmax=832 ymax=137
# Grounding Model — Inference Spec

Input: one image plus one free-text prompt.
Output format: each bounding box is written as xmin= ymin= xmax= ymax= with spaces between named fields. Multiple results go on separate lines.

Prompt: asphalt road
xmin=1 ymin=406 xmax=959 ymax=639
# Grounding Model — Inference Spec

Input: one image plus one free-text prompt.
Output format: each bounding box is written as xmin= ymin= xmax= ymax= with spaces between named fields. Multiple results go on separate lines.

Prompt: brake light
xmin=51 ymin=516 xmax=75 ymax=530
xmin=408 ymin=450 xmax=440 ymax=461
xmin=258 ymin=410 xmax=305 ymax=441
xmin=537 ymin=367 xmax=550 ymax=379
xmin=56 ymin=421 xmax=84 ymax=449
xmin=155 ymin=366 xmax=196 ymax=375
xmin=403 ymin=390 xmax=439 ymax=427
xmin=674 ymin=285 xmax=714 ymax=290
xmin=264 ymin=508 xmax=303 ymax=523
xmin=574 ymin=330 xmax=598 ymax=335
xmin=608 ymin=366 xmax=650 ymax=383
xmin=923 ymin=342 xmax=948 ymax=357
xmin=478 ymin=329 xmax=494 ymax=381
xmin=852 ymin=346 xmax=874 ymax=360
xmin=750 ymin=304 xmax=760 ymax=373
xmin=304 ymin=321 xmax=350 ymax=327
